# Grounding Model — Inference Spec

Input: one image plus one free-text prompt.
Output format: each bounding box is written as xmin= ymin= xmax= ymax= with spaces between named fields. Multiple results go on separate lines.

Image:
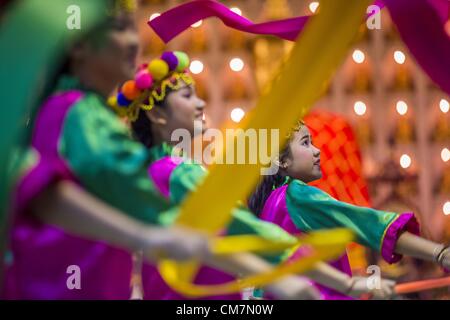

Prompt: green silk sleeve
xmin=170 ymin=162 xmax=297 ymax=263
xmin=59 ymin=93 xmax=177 ymax=225
xmin=285 ymin=179 xmax=399 ymax=251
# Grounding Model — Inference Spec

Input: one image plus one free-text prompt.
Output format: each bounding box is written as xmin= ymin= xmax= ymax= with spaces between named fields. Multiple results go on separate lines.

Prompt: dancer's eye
xmin=181 ymin=87 xmax=193 ymax=99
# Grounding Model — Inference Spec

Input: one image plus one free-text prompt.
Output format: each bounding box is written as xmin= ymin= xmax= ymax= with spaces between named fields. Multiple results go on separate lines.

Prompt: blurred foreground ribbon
xmin=157 ymin=0 xmax=371 ymax=297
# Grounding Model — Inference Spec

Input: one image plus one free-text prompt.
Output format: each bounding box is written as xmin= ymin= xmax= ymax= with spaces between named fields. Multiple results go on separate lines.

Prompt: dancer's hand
xmin=439 ymin=248 xmax=450 ymax=270
xmin=265 ymin=276 xmax=321 ymax=300
xmin=346 ymin=276 xmax=396 ymax=299
xmin=142 ymin=226 xmax=211 ymax=262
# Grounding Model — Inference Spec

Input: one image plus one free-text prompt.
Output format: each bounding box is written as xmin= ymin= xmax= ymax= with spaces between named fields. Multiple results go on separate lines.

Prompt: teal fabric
xmin=148 ymin=142 xmax=178 ymax=163
xmin=252 ymin=287 xmax=265 ymax=299
xmin=7 ymin=147 xmax=39 ymax=186
xmin=59 ymin=92 xmax=175 ymax=225
xmin=285 ymin=179 xmax=399 ymax=251
xmin=168 ymin=160 xmax=297 ymax=264
xmin=0 ymin=0 xmax=109 ymax=271
xmin=57 ymin=83 xmax=296 ymax=259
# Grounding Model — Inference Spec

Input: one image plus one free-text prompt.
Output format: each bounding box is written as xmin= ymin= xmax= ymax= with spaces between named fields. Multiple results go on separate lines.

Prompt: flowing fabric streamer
xmin=148 ymin=0 xmax=309 ymax=42
xmin=150 ymin=0 xmax=450 ymax=95
xmin=157 ymin=0 xmax=372 ymax=297
xmin=0 ymin=0 xmax=108 ymax=287
xmin=383 ymin=0 xmax=450 ymax=95
xmin=160 ymin=229 xmax=354 ymax=297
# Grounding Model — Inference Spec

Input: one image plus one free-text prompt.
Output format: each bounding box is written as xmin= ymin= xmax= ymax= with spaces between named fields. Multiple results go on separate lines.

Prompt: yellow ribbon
xmin=159 ymin=229 xmax=354 ymax=297
xmin=158 ymin=0 xmax=372 ymax=296
xmin=210 ymin=234 xmax=298 ymax=255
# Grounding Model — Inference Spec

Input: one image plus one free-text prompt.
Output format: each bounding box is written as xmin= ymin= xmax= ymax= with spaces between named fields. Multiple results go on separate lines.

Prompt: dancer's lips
xmin=314 ymin=160 xmax=321 ymax=167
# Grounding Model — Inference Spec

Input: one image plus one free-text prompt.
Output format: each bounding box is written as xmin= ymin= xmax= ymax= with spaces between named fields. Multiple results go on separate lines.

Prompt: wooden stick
xmin=395 ymin=276 xmax=450 ymax=294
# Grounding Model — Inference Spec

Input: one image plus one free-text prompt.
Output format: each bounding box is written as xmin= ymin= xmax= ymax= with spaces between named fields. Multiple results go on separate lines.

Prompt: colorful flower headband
xmin=108 ymin=51 xmax=194 ymax=122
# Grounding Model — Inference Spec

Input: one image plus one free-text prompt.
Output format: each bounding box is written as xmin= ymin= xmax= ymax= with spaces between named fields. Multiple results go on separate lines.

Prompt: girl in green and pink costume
xmin=111 ymin=51 xmax=400 ymax=300
xmin=248 ymin=121 xmax=450 ymax=299
xmin=3 ymin=0 xmax=213 ymax=299
xmin=110 ymin=51 xmax=303 ymax=300
xmin=2 ymin=0 xmax=402 ymax=300
xmin=2 ymin=1 xmax=322 ymax=300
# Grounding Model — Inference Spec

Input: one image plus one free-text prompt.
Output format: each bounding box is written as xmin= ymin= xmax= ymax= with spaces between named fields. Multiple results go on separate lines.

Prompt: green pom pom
xmin=148 ymin=59 xmax=169 ymax=80
xmin=174 ymin=51 xmax=190 ymax=72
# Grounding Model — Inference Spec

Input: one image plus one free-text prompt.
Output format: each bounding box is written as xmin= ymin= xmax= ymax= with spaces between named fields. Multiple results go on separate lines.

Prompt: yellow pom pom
xmin=148 ymin=59 xmax=169 ymax=81
xmin=107 ymin=95 xmax=118 ymax=108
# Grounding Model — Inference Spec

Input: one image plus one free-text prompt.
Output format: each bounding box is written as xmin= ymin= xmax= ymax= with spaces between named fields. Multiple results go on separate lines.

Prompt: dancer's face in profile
xmin=281 ymin=126 xmax=322 ymax=183
xmin=151 ymin=83 xmax=207 ymax=138
xmin=72 ymin=12 xmax=139 ymax=87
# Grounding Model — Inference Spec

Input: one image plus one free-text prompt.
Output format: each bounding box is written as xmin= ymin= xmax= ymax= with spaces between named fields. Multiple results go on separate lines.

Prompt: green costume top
xmin=18 ymin=75 xmax=296 ymax=258
xmin=146 ymin=143 xmax=297 ymax=262
xmin=260 ymin=178 xmax=420 ymax=264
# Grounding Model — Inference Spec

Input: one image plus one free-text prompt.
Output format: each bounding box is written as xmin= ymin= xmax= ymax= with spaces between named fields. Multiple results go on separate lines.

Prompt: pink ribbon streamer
xmin=383 ymin=0 xmax=450 ymax=95
xmin=148 ymin=0 xmax=309 ymax=42
xmin=149 ymin=0 xmax=450 ymax=95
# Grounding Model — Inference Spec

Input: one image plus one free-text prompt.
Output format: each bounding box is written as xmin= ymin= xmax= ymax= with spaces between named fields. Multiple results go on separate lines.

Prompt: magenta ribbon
xmin=148 ymin=0 xmax=386 ymax=43
xmin=383 ymin=0 xmax=450 ymax=95
xmin=149 ymin=0 xmax=450 ymax=95
xmin=148 ymin=0 xmax=310 ymax=42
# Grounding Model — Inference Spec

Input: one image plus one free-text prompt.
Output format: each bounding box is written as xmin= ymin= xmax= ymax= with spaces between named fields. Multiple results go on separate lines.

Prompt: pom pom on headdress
xmin=121 ymin=80 xmax=141 ymax=100
xmin=148 ymin=59 xmax=169 ymax=80
xmin=109 ymin=51 xmax=195 ymax=122
xmin=174 ymin=51 xmax=190 ymax=72
xmin=107 ymin=95 xmax=118 ymax=108
xmin=161 ymin=52 xmax=179 ymax=71
xmin=108 ymin=94 xmax=129 ymax=117
xmin=135 ymin=70 xmax=153 ymax=90
xmin=117 ymin=92 xmax=131 ymax=107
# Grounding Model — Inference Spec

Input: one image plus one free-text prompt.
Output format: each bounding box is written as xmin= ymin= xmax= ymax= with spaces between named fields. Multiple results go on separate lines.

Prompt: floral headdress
xmin=108 ymin=51 xmax=194 ymax=122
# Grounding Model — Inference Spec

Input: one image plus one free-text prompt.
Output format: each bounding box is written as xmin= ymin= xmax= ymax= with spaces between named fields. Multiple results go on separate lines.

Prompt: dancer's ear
xmin=145 ymin=108 xmax=167 ymax=125
xmin=273 ymin=156 xmax=288 ymax=170
xmin=279 ymin=160 xmax=289 ymax=170
xmin=273 ymin=154 xmax=292 ymax=172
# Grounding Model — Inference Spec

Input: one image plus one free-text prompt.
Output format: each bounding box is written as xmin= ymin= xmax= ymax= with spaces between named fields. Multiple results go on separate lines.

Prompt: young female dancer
xmin=3 ymin=0 xmax=208 ymax=299
xmin=4 ymin=0 xmax=320 ymax=300
xmin=112 ymin=51 xmax=397 ymax=300
xmin=248 ymin=121 xmax=450 ymax=298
